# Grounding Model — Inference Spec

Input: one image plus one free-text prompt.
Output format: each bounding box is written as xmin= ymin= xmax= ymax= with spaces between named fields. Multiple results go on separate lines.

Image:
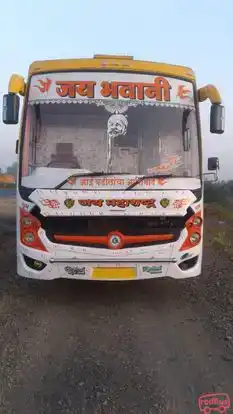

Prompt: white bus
xmin=3 ymin=55 xmax=225 ymax=281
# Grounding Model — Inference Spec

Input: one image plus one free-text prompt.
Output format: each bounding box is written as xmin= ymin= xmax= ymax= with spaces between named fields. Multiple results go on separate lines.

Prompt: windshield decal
xmin=107 ymin=113 xmax=128 ymax=139
xmin=176 ymin=84 xmax=193 ymax=100
xmin=68 ymin=176 xmax=168 ymax=188
xmin=56 ymin=81 xmax=96 ymax=98
xmin=147 ymin=154 xmax=183 ymax=174
xmin=34 ymin=78 xmax=52 ymax=93
xmin=100 ymin=77 xmax=171 ymax=100
xmin=29 ymin=72 xmax=195 ymax=109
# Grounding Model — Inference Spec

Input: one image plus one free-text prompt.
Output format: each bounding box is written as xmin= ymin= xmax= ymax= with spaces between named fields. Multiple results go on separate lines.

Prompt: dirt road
xmin=0 ymin=199 xmax=233 ymax=413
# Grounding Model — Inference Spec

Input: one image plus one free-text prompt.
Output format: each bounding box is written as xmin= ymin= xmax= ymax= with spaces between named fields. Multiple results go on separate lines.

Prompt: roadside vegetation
xmin=204 ymin=180 xmax=233 ymax=256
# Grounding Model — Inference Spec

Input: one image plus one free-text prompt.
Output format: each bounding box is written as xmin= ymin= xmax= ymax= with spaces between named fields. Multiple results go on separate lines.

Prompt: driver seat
xmin=47 ymin=143 xmax=81 ymax=168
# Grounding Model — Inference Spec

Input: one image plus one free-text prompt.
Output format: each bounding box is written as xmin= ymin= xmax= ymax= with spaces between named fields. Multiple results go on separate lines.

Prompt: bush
xmin=204 ymin=180 xmax=233 ymax=205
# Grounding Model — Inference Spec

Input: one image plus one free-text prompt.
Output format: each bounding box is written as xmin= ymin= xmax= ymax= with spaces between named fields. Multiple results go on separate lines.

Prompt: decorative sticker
xmin=194 ymin=203 xmax=201 ymax=211
xmin=78 ymin=199 xmax=156 ymax=208
xmin=21 ymin=201 xmax=33 ymax=212
xmin=78 ymin=199 xmax=104 ymax=207
xmin=107 ymin=113 xmax=128 ymax=139
xmin=64 ymin=199 xmax=75 ymax=209
xmin=76 ymin=199 xmax=156 ymax=208
xmin=147 ymin=154 xmax=183 ymax=174
xmin=105 ymin=199 xmax=156 ymax=208
xmin=29 ymin=72 xmax=194 ymax=108
xmin=76 ymin=177 xmax=167 ymax=187
xmin=177 ymin=84 xmax=193 ymax=100
xmin=37 ymin=197 xmax=192 ymax=210
xmin=160 ymin=198 xmax=170 ymax=208
xmin=64 ymin=266 xmax=86 ymax=276
xmin=143 ymin=265 xmax=162 ymax=274
xmin=34 ymin=78 xmax=52 ymax=93
xmin=40 ymin=199 xmax=60 ymax=208
xmin=172 ymin=199 xmax=189 ymax=209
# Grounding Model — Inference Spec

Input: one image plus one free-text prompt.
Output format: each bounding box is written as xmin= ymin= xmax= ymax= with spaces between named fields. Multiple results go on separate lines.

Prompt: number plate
xmin=91 ymin=267 xmax=136 ymax=280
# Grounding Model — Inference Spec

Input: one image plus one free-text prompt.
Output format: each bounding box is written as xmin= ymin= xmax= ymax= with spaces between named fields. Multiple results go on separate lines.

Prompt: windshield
xmin=20 ymin=72 xmax=200 ymax=189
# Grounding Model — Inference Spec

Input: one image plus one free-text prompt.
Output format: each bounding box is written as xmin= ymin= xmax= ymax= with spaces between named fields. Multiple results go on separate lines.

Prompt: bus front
xmin=2 ymin=56 xmax=225 ymax=281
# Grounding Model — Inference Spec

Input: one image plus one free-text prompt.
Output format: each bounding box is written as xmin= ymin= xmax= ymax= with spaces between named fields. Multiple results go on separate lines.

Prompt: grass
xmin=205 ymin=202 xmax=233 ymax=257
xmin=204 ymin=202 xmax=233 ymax=221
xmin=212 ymin=231 xmax=233 ymax=253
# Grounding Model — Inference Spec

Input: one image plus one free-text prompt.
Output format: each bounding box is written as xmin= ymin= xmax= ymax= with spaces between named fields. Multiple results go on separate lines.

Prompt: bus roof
xmin=28 ymin=55 xmax=195 ymax=81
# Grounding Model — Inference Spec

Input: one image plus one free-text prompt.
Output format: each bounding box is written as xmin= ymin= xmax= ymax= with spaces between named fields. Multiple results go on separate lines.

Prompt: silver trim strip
xmin=49 ymin=258 xmax=177 ymax=264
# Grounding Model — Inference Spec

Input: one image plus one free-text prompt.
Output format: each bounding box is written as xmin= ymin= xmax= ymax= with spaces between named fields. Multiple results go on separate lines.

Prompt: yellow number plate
xmin=92 ymin=267 xmax=136 ymax=280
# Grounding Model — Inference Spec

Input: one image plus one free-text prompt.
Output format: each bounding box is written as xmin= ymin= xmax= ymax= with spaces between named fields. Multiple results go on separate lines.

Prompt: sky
xmin=1 ymin=0 xmax=233 ymax=180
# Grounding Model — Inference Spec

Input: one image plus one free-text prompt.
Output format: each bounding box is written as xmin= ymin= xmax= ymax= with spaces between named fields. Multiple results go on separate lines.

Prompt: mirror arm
xmin=197 ymin=85 xmax=222 ymax=105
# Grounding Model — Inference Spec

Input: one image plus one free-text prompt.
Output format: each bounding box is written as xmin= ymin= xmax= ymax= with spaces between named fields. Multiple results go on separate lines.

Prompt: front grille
xmin=32 ymin=206 xmax=193 ymax=249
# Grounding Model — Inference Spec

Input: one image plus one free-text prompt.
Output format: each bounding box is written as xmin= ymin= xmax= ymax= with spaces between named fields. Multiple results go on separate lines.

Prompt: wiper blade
xmin=125 ymin=174 xmax=173 ymax=190
xmin=55 ymin=172 xmax=131 ymax=190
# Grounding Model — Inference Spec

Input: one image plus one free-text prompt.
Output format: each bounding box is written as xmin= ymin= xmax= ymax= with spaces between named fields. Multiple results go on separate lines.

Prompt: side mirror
xmin=183 ymin=128 xmax=191 ymax=151
xmin=2 ymin=93 xmax=20 ymax=125
xmin=208 ymin=157 xmax=219 ymax=171
xmin=210 ymin=104 xmax=225 ymax=134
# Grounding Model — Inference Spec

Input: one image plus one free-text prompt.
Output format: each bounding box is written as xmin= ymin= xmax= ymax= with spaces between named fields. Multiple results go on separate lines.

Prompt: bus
xmin=2 ymin=54 xmax=225 ymax=281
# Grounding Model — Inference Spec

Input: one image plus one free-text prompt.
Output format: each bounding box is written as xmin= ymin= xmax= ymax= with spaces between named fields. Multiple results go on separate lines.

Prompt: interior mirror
xmin=183 ymin=128 xmax=191 ymax=151
xmin=210 ymin=104 xmax=225 ymax=134
xmin=2 ymin=93 xmax=20 ymax=125
xmin=208 ymin=157 xmax=219 ymax=171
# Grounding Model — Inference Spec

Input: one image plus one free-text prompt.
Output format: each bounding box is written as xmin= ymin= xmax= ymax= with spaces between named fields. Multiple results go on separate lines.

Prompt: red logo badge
xmin=107 ymin=232 xmax=123 ymax=249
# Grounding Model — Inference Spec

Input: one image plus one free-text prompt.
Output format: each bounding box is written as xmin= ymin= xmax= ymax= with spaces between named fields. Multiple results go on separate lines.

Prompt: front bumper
xmin=17 ymin=228 xmax=202 ymax=280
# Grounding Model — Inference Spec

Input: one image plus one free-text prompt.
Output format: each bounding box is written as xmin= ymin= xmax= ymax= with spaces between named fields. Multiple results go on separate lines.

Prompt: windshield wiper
xmin=55 ymin=172 xmax=131 ymax=190
xmin=125 ymin=174 xmax=173 ymax=190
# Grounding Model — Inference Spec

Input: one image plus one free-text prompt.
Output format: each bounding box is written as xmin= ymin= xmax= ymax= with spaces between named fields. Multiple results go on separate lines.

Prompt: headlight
xmin=192 ymin=216 xmax=202 ymax=226
xmin=21 ymin=217 xmax=32 ymax=226
xmin=23 ymin=232 xmax=35 ymax=243
xmin=189 ymin=232 xmax=201 ymax=244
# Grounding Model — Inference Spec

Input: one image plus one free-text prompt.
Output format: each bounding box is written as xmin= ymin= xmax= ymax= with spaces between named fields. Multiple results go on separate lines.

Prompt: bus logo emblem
xmin=64 ymin=199 xmax=75 ymax=209
xmin=108 ymin=232 xmax=123 ymax=249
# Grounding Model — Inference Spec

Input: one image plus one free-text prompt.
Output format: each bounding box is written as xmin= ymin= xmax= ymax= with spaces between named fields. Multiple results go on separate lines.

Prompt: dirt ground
xmin=0 ymin=198 xmax=233 ymax=414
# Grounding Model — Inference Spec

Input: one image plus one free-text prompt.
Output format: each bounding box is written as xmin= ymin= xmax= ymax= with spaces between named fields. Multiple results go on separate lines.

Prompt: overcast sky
xmin=1 ymin=0 xmax=232 ymax=179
